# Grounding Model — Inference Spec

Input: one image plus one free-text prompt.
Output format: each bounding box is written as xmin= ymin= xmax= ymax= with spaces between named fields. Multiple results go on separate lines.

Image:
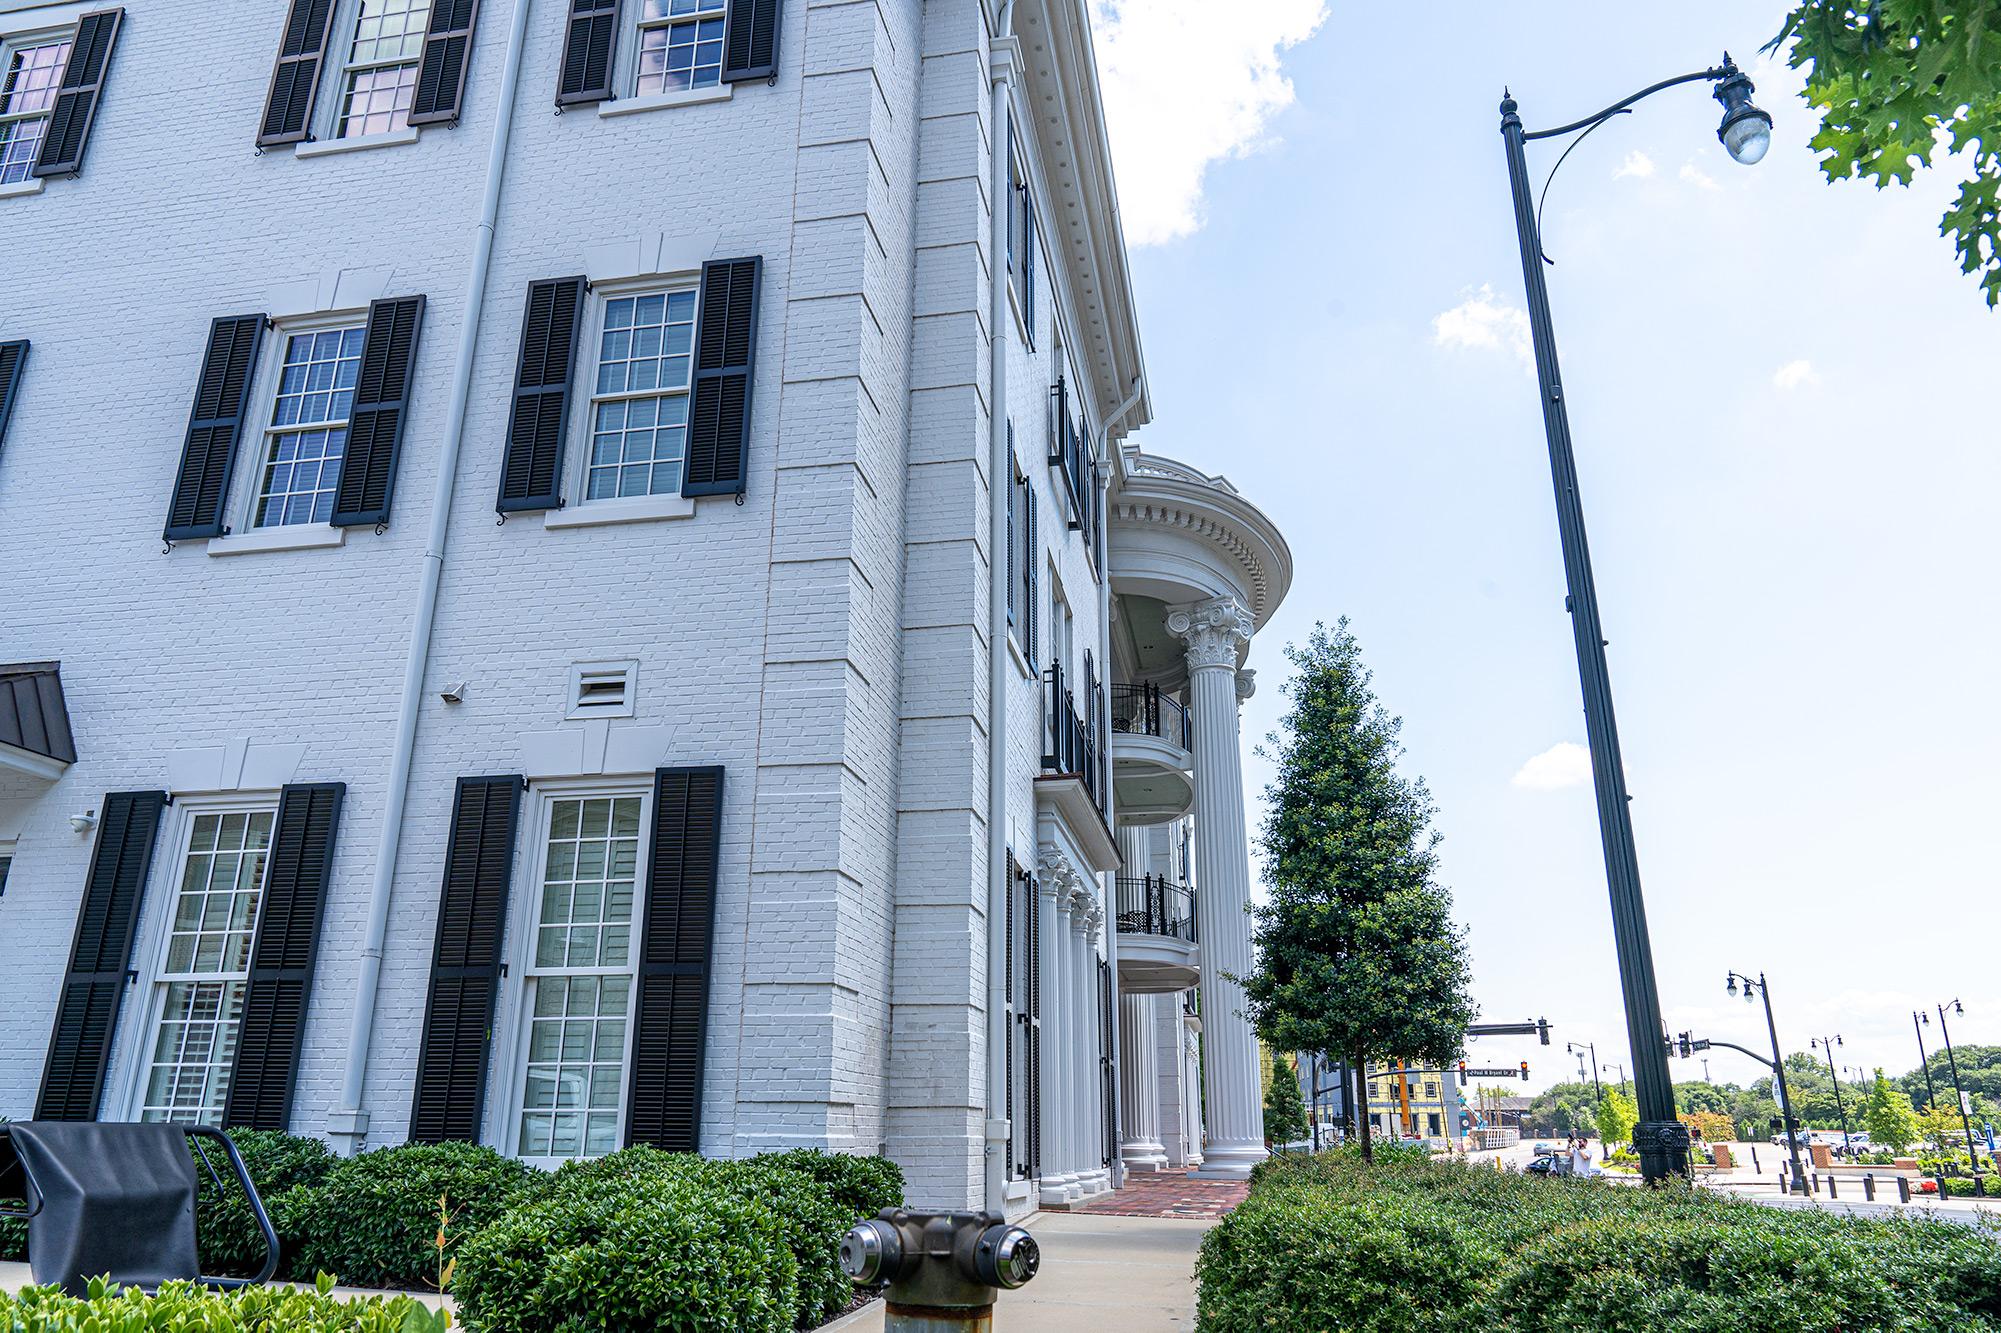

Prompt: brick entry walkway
xmin=1071 ymin=1167 xmax=1248 ymax=1219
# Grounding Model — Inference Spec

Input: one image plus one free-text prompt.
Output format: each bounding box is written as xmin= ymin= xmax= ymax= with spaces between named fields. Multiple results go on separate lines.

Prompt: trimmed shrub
xmin=1198 ymin=1150 xmax=2001 ymax=1332
xmin=453 ymin=1172 xmax=796 ymax=1333
xmin=546 ymin=1146 xmax=854 ymax=1328
xmin=193 ymin=1129 xmax=338 ymax=1277
xmin=278 ymin=1141 xmax=540 ymax=1290
xmin=751 ymin=1148 xmax=905 ymax=1224
xmin=0 ymin=1275 xmax=446 ymax=1331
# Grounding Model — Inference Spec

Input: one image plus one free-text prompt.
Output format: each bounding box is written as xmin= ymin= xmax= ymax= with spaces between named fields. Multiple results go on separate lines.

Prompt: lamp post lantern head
xmin=1713 ymin=56 xmax=1772 ymax=165
xmin=1726 ymin=975 xmax=1738 ymax=997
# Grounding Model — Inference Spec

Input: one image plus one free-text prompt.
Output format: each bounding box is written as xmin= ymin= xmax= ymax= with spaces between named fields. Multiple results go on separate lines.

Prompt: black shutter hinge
xmin=499 ymin=963 xmax=508 ymax=977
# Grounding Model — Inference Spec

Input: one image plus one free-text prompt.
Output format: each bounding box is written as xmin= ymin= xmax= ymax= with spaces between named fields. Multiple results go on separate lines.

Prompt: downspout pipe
xmin=1095 ymin=375 xmax=1141 ymax=1186
xmin=331 ymin=0 xmax=537 ymax=1150
xmin=984 ymin=0 xmax=1017 ymax=1214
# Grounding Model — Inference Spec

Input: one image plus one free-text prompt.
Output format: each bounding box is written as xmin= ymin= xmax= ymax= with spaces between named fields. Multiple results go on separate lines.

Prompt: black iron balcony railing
xmin=1116 ymin=875 xmax=1197 ymax=943
xmin=1110 ymin=682 xmax=1191 ymax=751
xmin=1042 ymin=659 xmax=1104 ymax=812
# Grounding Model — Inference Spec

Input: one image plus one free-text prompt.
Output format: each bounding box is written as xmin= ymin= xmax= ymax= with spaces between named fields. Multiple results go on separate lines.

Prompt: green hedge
xmin=1198 ymin=1149 xmax=2001 ymax=1332
xmin=0 ymin=1276 xmax=446 ymax=1332
xmin=275 ymin=1141 xmax=539 ymax=1290
xmin=453 ymin=1170 xmax=798 ymax=1333
xmin=195 ymin=1128 xmax=338 ymax=1276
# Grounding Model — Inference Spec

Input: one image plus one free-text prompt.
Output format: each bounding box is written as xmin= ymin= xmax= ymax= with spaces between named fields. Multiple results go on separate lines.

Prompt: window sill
xmin=205 ymin=524 xmax=347 ymax=557
xmin=0 ymin=177 xmax=46 ymax=200
xmin=295 ymin=126 xmax=421 ymax=159
xmin=597 ymin=84 xmax=733 ymax=119
xmin=543 ymin=494 xmax=697 ymax=529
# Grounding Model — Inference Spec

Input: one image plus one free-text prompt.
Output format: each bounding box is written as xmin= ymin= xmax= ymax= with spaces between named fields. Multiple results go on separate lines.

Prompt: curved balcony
xmin=1116 ymin=875 xmax=1200 ymax=994
xmin=1111 ymin=682 xmax=1194 ymax=826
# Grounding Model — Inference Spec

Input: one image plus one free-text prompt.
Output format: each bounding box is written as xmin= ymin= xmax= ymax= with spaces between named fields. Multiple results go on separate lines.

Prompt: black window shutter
xmin=1005 ymin=429 xmax=1017 ymax=630
xmin=0 ymin=340 xmax=27 ymax=459
xmin=409 ymin=0 xmax=479 ymax=126
xmin=556 ymin=0 xmax=619 ymax=105
xmin=497 ymin=277 xmax=585 ymax=513
xmin=332 ymin=295 xmax=426 ymax=527
xmin=625 ymin=765 xmax=723 ymax=1152
xmin=1022 ymin=186 xmax=1037 ymax=334
xmin=409 ymin=775 xmax=523 ymax=1144
xmin=258 ymin=0 xmax=338 ymax=147
xmin=164 ymin=314 xmax=265 ymax=543
xmin=31 ymin=8 xmax=122 ymax=178
xmin=223 ymin=782 xmax=344 ymax=1131
xmin=722 ymin=0 xmax=779 ymax=82
xmin=1025 ymin=490 xmax=1039 ymax=670
xmin=682 ymin=257 xmax=761 ymax=498
xmin=36 ymin=791 xmax=168 ymax=1120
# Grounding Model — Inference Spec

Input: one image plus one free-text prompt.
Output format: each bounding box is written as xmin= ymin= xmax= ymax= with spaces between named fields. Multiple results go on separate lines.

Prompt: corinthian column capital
xmin=1165 ymin=596 xmax=1253 ymax=672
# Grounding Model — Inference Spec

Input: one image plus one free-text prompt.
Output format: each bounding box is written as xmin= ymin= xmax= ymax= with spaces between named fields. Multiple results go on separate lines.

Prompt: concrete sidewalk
xmin=825 ymin=1212 xmax=1210 ymax=1332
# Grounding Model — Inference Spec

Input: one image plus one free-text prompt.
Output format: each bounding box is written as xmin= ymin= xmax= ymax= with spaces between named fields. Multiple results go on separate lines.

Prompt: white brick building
xmin=0 ymin=0 xmax=1289 ymax=1214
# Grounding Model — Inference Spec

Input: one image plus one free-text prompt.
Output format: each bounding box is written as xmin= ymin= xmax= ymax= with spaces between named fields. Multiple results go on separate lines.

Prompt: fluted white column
xmin=1168 ymin=596 xmax=1268 ymax=1179
xmin=1113 ymin=823 xmax=1166 ymax=1170
xmin=1072 ymin=900 xmax=1100 ymax=1191
xmin=1038 ymin=873 xmax=1075 ymax=1203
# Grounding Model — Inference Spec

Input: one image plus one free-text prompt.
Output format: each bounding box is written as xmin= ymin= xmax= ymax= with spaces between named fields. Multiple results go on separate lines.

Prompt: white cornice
xmin=1014 ymin=0 xmax=1149 ymax=440
xmin=1110 ymin=453 xmax=1294 ymax=631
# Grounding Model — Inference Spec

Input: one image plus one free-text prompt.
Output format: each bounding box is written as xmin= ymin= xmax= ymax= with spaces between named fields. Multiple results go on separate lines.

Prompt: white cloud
xmin=1089 ymin=0 xmax=1330 ymax=246
xmin=1773 ymin=359 xmax=1821 ymax=390
xmin=1512 ymin=742 xmax=1593 ymax=791
xmin=1431 ymin=284 xmax=1532 ymax=368
xmin=1679 ymin=162 xmax=1720 ymax=192
xmin=1613 ymin=150 xmax=1656 ymax=180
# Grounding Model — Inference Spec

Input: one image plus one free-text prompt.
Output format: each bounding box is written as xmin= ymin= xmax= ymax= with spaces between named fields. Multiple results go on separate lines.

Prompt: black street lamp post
xmin=1567 ymin=1041 xmax=1603 ymax=1108
xmin=1730 ymin=971 xmax=1807 ymax=1193
xmin=1924 ymin=1001 xmax=1981 ymax=1171
xmin=1913 ymin=1010 xmax=1942 ymax=1143
xmin=1499 ymin=56 xmax=1772 ymax=1185
xmin=1811 ymin=1035 xmax=1851 ymax=1157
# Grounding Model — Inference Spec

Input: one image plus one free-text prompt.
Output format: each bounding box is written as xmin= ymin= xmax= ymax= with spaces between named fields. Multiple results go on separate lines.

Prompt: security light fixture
xmin=68 ymin=811 xmax=96 ymax=834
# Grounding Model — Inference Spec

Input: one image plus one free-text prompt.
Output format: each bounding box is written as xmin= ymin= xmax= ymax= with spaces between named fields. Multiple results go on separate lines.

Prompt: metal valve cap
xmin=840 ymin=1219 xmax=899 ymax=1284
xmin=973 ymin=1224 xmax=1039 ymax=1290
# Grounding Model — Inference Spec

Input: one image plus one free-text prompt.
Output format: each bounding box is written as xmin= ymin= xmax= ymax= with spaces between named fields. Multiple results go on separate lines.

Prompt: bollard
xmin=1936 ymin=1172 xmax=1949 ymax=1200
xmin=1827 ymin=1174 xmax=1837 ymax=1199
xmin=1863 ymin=1173 xmax=1875 ymax=1201
xmin=1978 ymin=1176 xmax=1988 ymax=1198
xmin=1751 ymin=1147 xmax=1761 ymax=1174
xmin=1811 ymin=1172 xmax=1819 ymax=1196
xmin=1897 ymin=1175 xmax=1910 ymax=1204
xmin=842 ymin=1210 xmax=1038 ymax=1332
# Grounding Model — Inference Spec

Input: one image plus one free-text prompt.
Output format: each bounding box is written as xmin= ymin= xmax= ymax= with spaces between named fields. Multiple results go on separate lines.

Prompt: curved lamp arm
xmin=1523 ymin=63 xmax=1733 ymax=141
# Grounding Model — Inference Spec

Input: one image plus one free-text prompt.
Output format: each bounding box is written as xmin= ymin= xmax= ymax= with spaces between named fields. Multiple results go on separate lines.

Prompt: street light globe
xmin=1720 ymin=109 xmax=1773 ymax=165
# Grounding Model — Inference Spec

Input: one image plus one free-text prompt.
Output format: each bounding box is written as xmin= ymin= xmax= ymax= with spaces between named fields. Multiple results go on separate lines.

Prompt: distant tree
xmin=1674 ymin=1081 xmax=1732 ymax=1116
xmin=1863 ymin=1068 xmax=1922 ymax=1153
xmin=1920 ymin=1100 xmax=1963 ymax=1150
xmin=1598 ymin=1089 xmax=1639 ymax=1151
xmin=1263 ymin=1050 xmax=1308 ymax=1146
xmin=1898 ymin=1044 xmax=2001 ymax=1116
xmin=1770 ymin=2 xmax=2001 ymax=305
xmin=1524 ymin=1082 xmax=1600 ymax=1138
xmin=1679 ymin=1110 xmax=1736 ymax=1144
xmin=1243 ymin=621 xmax=1478 ymax=1163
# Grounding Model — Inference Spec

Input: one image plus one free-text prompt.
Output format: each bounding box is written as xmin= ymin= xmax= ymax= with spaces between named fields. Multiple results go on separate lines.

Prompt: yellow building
xmin=1363 ymin=1062 xmax=1466 ymax=1140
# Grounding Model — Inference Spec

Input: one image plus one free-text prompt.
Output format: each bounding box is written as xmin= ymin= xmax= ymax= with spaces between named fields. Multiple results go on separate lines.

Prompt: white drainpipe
xmin=1096 ymin=377 xmax=1142 ymax=1187
xmin=329 ymin=0 xmax=537 ymax=1152
xmin=984 ymin=0 xmax=1017 ymax=1214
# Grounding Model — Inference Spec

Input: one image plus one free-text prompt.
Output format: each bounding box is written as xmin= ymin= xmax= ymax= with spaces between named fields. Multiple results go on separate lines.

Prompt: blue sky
xmin=1090 ymin=1 xmax=2001 ymax=1094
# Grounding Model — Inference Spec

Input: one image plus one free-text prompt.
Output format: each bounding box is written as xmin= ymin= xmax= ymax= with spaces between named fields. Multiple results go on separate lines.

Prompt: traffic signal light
xmin=1537 ymin=1018 xmax=1550 ymax=1046
xmin=1458 ymin=1061 xmax=1468 ymax=1079
xmin=1519 ymin=1061 xmax=1530 ymax=1081
xmin=1677 ymin=1032 xmax=1693 ymax=1058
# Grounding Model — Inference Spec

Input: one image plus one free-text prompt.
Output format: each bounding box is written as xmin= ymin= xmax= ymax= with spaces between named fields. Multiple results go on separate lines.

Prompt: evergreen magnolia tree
xmin=1263 ymin=1050 xmax=1308 ymax=1147
xmin=1242 ymin=621 xmax=1478 ymax=1162
xmin=1863 ymin=1068 xmax=1922 ymax=1152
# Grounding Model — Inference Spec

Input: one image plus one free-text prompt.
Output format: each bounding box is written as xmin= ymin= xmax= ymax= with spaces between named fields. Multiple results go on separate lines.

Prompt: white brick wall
xmin=0 ymin=0 xmax=1119 ymax=1213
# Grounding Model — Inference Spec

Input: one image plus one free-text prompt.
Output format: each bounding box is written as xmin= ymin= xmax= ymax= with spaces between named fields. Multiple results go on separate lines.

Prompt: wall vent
xmin=566 ymin=661 xmax=638 ymax=719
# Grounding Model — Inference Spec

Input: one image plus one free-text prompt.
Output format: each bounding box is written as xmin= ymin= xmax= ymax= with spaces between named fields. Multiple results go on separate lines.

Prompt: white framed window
xmin=582 ymin=285 xmax=698 ymax=502
xmin=252 ymin=319 xmax=365 ymax=528
xmin=136 ymin=807 xmax=275 ymax=1125
xmin=0 ymin=27 xmax=72 ymax=185
xmin=634 ymin=0 xmax=726 ymax=97
xmin=335 ymin=0 xmax=432 ymax=139
xmin=510 ymin=788 xmax=646 ymax=1165
xmin=0 ymin=844 xmax=13 ymax=898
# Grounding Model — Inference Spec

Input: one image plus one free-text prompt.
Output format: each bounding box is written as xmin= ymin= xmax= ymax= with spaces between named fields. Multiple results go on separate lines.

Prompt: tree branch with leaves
xmin=1770 ymin=1 xmax=2001 ymax=304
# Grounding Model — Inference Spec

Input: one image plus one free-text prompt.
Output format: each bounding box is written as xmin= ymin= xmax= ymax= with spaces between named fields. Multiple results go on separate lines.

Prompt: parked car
xmin=1526 ymin=1151 xmax=1566 ymax=1177
xmin=1772 ymin=1131 xmax=1813 ymax=1149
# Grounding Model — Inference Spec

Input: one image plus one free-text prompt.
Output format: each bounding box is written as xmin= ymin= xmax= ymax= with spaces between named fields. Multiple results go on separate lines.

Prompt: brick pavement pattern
xmin=1071 ymin=1168 xmax=1248 ymax=1219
